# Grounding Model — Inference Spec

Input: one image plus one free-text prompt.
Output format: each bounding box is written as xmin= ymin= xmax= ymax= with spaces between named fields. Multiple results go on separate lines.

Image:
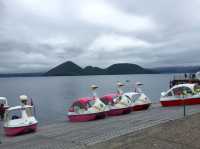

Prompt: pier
xmin=1 ymin=103 xmax=200 ymax=149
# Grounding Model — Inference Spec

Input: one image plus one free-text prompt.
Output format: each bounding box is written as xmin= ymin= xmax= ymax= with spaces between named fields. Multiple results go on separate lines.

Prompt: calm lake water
xmin=0 ymin=74 xmax=173 ymax=125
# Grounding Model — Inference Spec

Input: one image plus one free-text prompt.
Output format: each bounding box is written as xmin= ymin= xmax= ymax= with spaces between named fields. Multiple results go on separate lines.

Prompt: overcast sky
xmin=0 ymin=0 xmax=200 ymax=73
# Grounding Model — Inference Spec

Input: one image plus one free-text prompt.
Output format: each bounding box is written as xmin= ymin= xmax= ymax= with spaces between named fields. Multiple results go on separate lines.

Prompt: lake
xmin=0 ymin=74 xmax=173 ymax=125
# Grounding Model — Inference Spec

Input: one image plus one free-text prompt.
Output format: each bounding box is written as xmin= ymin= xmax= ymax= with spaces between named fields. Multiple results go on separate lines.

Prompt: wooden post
xmin=183 ymin=101 xmax=186 ymax=117
xmin=0 ymin=121 xmax=2 ymax=144
xmin=183 ymin=96 xmax=186 ymax=117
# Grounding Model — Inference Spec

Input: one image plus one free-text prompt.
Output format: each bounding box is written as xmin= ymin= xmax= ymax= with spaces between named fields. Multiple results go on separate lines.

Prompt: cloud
xmin=79 ymin=0 xmax=156 ymax=33
xmin=88 ymin=33 xmax=151 ymax=52
xmin=0 ymin=0 xmax=200 ymax=72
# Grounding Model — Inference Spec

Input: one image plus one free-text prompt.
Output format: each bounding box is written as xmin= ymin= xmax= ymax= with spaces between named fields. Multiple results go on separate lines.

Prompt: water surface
xmin=0 ymin=74 xmax=173 ymax=125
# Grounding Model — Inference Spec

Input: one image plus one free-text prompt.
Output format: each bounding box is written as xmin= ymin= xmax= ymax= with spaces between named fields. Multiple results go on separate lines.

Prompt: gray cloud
xmin=0 ymin=0 xmax=200 ymax=73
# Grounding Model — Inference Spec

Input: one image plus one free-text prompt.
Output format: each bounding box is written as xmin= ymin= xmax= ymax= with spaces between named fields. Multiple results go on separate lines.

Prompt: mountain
xmin=44 ymin=61 xmax=155 ymax=76
xmin=45 ymin=61 xmax=82 ymax=76
xmin=106 ymin=63 xmax=154 ymax=74
xmin=81 ymin=66 xmax=106 ymax=75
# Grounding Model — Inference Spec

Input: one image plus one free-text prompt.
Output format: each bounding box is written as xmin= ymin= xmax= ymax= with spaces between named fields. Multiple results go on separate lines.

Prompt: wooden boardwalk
xmin=1 ymin=103 xmax=200 ymax=149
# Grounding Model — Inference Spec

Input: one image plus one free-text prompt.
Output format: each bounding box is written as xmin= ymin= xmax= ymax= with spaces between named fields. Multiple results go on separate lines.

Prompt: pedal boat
xmin=160 ymin=83 xmax=200 ymax=107
xmin=68 ymin=85 xmax=106 ymax=122
xmin=100 ymin=82 xmax=132 ymax=116
xmin=3 ymin=95 xmax=38 ymax=136
xmin=124 ymin=82 xmax=151 ymax=111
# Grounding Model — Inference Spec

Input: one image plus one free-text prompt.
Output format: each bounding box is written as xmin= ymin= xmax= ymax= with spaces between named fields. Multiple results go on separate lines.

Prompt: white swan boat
xmin=4 ymin=95 xmax=38 ymax=136
xmin=100 ymin=82 xmax=132 ymax=116
xmin=124 ymin=82 xmax=151 ymax=111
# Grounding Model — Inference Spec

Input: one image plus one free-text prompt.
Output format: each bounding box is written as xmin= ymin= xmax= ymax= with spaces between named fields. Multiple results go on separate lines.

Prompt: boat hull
xmin=160 ymin=98 xmax=200 ymax=107
xmin=106 ymin=107 xmax=131 ymax=116
xmin=4 ymin=123 xmax=37 ymax=136
xmin=132 ymin=103 xmax=151 ymax=111
xmin=68 ymin=111 xmax=106 ymax=122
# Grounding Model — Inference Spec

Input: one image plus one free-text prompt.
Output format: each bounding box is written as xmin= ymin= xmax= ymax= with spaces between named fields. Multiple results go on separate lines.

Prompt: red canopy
xmin=72 ymin=97 xmax=95 ymax=106
xmin=100 ymin=93 xmax=118 ymax=102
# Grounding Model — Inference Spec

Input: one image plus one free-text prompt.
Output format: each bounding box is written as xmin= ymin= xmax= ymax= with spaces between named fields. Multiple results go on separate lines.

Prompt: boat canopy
xmin=70 ymin=97 xmax=106 ymax=114
xmin=70 ymin=97 xmax=95 ymax=111
xmin=4 ymin=105 xmax=33 ymax=121
xmin=162 ymin=83 xmax=198 ymax=97
xmin=100 ymin=93 xmax=118 ymax=104
xmin=7 ymin=105 xmax=32 ymax=111
xmin=129 ymin=93 xmax=141 ymax=102
xmin=73 ymin=97 xmax=93 ymax=105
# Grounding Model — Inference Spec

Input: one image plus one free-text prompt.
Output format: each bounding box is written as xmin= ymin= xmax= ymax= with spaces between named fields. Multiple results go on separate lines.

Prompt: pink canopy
xmin=73 ymin=97 xmax=93 ymax=105
xmin=100 ymin=93 xmax=118 ymax=103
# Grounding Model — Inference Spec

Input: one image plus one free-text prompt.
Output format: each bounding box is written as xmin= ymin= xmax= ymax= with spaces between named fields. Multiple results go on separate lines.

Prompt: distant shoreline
xmin=0 ymin=73 xmax=44 ymax=78
xmin=0 ymin=72 xmax=192 ymax=78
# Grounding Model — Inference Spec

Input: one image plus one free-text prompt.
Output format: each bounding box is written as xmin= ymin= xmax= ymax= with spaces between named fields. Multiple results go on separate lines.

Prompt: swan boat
xmin=68 ymin=85 xmax=107 ymax=122
xmin=124 ymin=82 xmax=151 ymax=111
xmin=100 ymin=82 xmax=132 ymax=116
xmin=4 ymin=95 xmax=38 ymax=136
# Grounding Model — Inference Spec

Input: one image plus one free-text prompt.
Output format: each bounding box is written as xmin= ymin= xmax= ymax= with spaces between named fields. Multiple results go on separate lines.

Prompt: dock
xmin=1 ymin=103 xmax=200 ymax=149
